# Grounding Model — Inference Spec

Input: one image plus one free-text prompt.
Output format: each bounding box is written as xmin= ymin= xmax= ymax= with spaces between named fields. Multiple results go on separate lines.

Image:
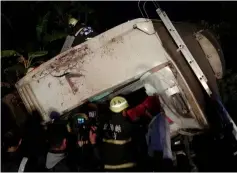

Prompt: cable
xmin=152 ymin=1 xmax=161 ymax=9
xmin=152 ymin=1 xmax=158 ymax=9
xmin=138 ymin=1 xmax=146 ymax=19
xmin=142 ymin=1 xmax=150 ymax=21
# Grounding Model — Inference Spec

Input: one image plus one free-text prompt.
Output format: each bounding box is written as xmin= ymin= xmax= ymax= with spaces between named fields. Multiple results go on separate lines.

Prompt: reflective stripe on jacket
xmin=102 ymin=112 xmax=136 ymax=170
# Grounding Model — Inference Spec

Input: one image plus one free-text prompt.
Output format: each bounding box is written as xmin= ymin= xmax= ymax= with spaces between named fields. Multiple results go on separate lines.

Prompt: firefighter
xmin=101 ymin=96 xmax=137 ymax=171
xmin=61 ymin=16 xmax=98 ymax=53
xmin=68 ymin=17 xmax=98 ymax=47
xmin=100 ymin=95 xmax=159 ymax=171
xmin=101 ymin=94 xmax=171 ymax=171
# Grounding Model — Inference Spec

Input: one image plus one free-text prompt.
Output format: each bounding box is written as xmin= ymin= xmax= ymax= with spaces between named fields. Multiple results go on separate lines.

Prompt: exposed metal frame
xmin=156 ymin=8 xmax=212 ymax=96
xmin=155 ymin=7 xmax=237 ymax=140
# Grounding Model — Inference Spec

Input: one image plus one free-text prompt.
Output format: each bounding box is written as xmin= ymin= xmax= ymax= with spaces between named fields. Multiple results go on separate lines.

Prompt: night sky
xmin=2 ymin=1 xmax=237 ymax=69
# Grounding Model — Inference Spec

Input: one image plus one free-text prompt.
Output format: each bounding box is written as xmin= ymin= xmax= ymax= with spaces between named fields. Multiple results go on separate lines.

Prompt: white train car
xmin=15 ymin=18 xmax=225 ymax=136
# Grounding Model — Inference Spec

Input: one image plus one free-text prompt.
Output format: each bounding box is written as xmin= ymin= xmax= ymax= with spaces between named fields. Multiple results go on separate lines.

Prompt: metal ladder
xmin=156 ymin=8 xmax=211 ymax=96
xmin=155 ymin=7 xmax=237 ymax=140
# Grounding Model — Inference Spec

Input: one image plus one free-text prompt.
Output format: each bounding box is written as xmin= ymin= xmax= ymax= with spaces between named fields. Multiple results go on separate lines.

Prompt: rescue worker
xmin=2 ymin=128 xmax=38 ymax=172
xmin=69 ymin=111 xmax=101 ymax=171
xmin=61 ymin=17 xmax=98 ymax=53
xmin=126 ymin=94 xmax=174 ymax=171
xmin=101 ymin=94 xmax=173 ymax=171
xmin=101 ymin=96 xmax=137 ymax=171
xmin=99 ymin=95 xmax=159 ymax=171
xmin=68 ymin=17 xmax=98 ymax=46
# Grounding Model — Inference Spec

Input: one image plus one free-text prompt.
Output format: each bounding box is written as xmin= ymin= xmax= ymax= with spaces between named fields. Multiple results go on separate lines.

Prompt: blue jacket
xmin=146 ymin=113 xmax=172 ymax=159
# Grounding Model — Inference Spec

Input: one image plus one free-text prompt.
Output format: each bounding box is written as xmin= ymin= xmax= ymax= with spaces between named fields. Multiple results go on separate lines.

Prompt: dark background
xmin=2 ymin=1 xmax=237 ymax=69
xmin=1 ymin=2 xmax=237 ymax=171
xmin=2 ymin=1 xmax=237 ymax=121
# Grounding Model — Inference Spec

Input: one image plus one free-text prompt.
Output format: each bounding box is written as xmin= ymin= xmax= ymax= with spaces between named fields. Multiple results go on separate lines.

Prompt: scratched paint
xmin=15 ymin=19 xmax=207 ymax=131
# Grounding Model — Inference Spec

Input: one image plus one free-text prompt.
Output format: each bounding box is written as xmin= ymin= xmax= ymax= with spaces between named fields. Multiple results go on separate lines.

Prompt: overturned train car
xmin=15 ymin=18 xmax=225 ymax=136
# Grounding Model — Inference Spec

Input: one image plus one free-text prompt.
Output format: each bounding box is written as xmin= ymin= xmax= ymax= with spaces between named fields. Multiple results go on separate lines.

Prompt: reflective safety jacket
xmin=102 ymin=112 xmax=137 ymax=171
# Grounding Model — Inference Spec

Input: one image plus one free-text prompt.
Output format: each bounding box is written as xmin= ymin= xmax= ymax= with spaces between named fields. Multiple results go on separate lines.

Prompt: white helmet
xmin=68 ymin=18 xmax=78 ymax=27
xmin=110 ymin=96 xmax=129 ymax=113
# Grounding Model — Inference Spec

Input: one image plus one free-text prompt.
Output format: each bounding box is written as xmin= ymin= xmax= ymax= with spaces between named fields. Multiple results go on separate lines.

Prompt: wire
xmin=138 ymin=1 xmax=146 ymax=19
xmin=152 ymin=1 xmax=158 ymax=8
xmin=152 ymin=1 xmax=161 ymax=9
xmin=142 ymin=1 xmax=150 ymax=21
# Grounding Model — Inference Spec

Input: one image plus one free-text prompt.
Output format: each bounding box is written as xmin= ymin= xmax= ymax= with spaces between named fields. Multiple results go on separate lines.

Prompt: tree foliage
xmin=1 ymin=2 xmax=95 ymax=99
xmin=1 ymin=50 xmax=21 ymax=58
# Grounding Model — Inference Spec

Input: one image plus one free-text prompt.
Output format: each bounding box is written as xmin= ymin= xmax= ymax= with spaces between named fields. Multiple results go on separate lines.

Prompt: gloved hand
xmin=143 ymin=95 xmax=161 ymax=116
xmin=126 ymin=95 xmax=161 ymax=121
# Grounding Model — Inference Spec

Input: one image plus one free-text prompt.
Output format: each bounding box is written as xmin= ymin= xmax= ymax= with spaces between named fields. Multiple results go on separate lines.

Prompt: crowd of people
xmin=2 ymin=94 xmax=174 ymax=172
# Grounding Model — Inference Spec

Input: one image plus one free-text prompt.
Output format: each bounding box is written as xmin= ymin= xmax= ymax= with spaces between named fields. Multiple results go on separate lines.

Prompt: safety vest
xmin=102 ymin=112 xmax=137 ymax=170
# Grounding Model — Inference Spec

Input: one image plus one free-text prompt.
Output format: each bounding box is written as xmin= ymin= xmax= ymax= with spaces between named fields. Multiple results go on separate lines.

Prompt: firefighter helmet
xmin=110 ymin=96 xmax=129 ymax=113
xmin=68 ymin=18 xmax=78 ymax=27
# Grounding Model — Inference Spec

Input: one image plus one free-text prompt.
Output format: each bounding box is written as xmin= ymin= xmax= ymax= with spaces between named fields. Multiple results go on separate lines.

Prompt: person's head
xmin=109 ymin=96 xmax=129 ymax=114
xmin=49 ymin=111 xmax=61 ymax=122
xmin=3 ymin=128 xmax=22 ymax=152
xmin=47 ymin=123 xmax=68 ymax=151
xmin=87 ymin=103 xmax=98 ymax=111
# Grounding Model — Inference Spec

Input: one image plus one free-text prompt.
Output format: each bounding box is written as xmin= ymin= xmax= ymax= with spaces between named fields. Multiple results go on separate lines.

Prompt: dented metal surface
xmin=32 ymin=45 xmax=90 ymax=81
xmin=16 ymin=18 xmax=170 ymax=121
xmin=141 ymin=65 xmax=202 ymax=129
xmin=15 ymin=18 xmax=220 ymax=133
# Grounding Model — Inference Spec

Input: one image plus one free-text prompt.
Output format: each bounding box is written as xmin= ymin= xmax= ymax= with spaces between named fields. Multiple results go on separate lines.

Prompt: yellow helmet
xmin=110 ymin=96 xmax=129 ymax=113
xmin=68 ymin=18 xmax=78 ymax=27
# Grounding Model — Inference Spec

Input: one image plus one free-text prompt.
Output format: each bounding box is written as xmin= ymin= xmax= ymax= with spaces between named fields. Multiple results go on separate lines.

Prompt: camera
xmin=67 ymin=113 xmax=88 ymax=141
xmin=69 ymin=111 xmax=99 ymax=143
xmin=78 ymin=117 xmax=86 ymax=125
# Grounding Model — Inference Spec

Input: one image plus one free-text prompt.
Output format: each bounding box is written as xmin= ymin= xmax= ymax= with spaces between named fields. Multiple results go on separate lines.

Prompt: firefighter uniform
xmin=102 ymin=97 xmax=137 ymax=171
xmin=68 ymin=18 xmax=98 ymax=47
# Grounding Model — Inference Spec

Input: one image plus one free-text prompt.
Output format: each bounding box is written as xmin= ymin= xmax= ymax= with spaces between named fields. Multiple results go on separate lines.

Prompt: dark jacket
xmin=101 ymin=112 xmax=137 ymax=171
xmin=45 ymin=144 xmax=101 ymax=172
xmin=70 ymin=144 xmax=102 ymax=171
xmin=2 ymin=150 xmax=23 ymax=172
xmin=1 ymin=149 xmax=42 ymax=172
xmin=70 ymin=23 xmax=98 ymax=47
